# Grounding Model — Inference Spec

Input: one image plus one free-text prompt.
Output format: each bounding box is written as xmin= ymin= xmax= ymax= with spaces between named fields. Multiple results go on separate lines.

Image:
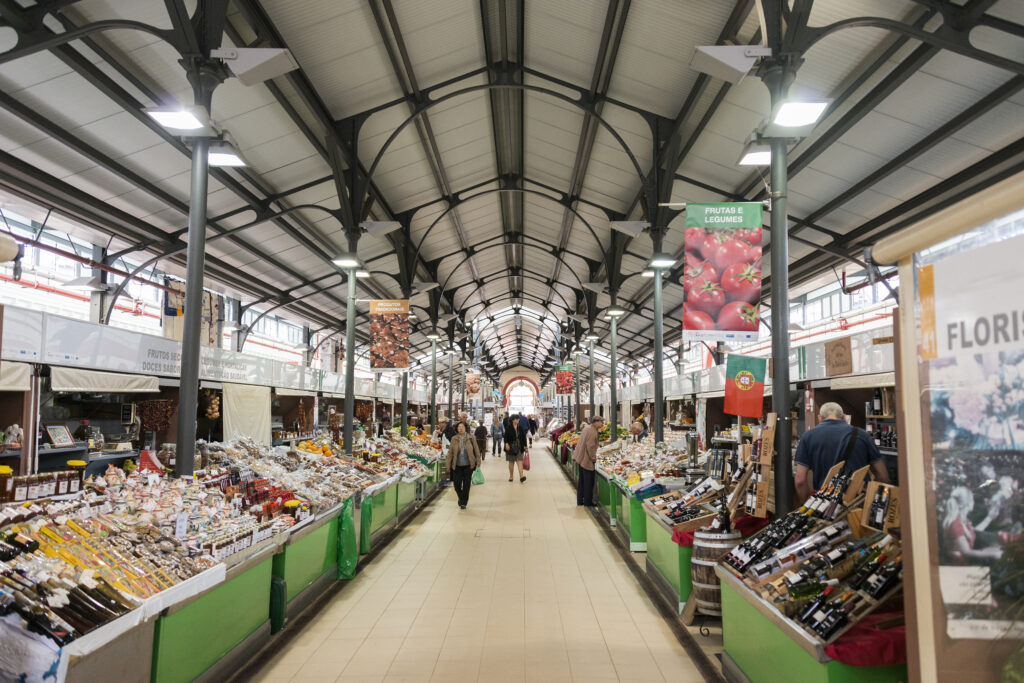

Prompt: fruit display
xmin=682 ymin=226 xmax=762 ymax=338
xmin=595 ymin=441 xmax=689 ymax=481
xmin=201 ymin=389 xmax=220 ymax=420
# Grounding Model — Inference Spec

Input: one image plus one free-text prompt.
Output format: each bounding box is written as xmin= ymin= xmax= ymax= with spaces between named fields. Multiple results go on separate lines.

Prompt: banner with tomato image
xmin=682 ymin=202 xmax=763 ymax=341
xmin=555 ymin=364 xmax=574 ymax=395
xmin=724 ymin=353 xmax=767 ymax=418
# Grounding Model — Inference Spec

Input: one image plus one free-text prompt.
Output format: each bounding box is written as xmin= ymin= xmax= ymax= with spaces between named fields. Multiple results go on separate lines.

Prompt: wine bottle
xmin=872 ymin=389 xmax=882 ymax=414
xmin=797 ymin=585 xmax=835 ymax=624
xmin=786 ymin=577 xmax=839 ymax=601
xmin=871 ymin=487 xmax=890 ymax=528
xmin=863 ymin=557 xmax=902 ymax=598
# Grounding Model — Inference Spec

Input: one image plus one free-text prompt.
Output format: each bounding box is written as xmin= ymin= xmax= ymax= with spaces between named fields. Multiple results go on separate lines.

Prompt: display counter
xmin=359 ymin=479 xmax=400 ymax=554
xmin=271 ymin=505 xmax=344 ymax=623
xmin=595 ymin=469 xmax=617 ymax=526
xmin=611 ymin=478 xmax=647 ymax=551
xmin=151 ymin=536 xmax=284 ymax=683
xmin=644 ymin=506 xmax=691 ymax=614
xmin=717 ymin=568 xmax=907 ymax=683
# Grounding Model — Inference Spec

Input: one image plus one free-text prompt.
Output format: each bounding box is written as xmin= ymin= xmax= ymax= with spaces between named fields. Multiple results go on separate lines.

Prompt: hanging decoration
xmin=724 ymin=353 xmax=767 ymax=418
xmin=369 ymin=299 xmax=410 ymax=369
xmin=465 ymin=373 xmax=481 ymax=399
xmin=555 ymin=364 xmax=574 ymax=395
xmin=682 ymin=202 xmax=763 ymax=342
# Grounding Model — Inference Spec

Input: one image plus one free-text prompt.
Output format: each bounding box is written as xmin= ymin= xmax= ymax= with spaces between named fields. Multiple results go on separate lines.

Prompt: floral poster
xmin=917 ymin=206 xmax=1024 ymax=640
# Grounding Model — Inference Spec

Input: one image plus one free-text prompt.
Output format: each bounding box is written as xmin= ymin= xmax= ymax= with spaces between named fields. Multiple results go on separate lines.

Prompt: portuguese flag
xmin=724 ymin=354 xmax=767 ymax=418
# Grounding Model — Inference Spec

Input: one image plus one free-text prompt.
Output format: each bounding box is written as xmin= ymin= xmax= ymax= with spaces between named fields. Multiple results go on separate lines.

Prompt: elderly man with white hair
xmin=794 ymin=401 xmax=889 ymax=501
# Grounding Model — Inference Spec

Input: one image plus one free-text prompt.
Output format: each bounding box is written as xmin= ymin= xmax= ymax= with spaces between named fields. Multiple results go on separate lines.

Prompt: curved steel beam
xmin=0 ymin=20 xmax=175 ymax=66
xmin=363 ymin=81 xmax=650 ymax=218
xmin=450 ymin=270 xmax=575 ymax=315
xmin=411 ymin=186 xmax=608 ymax=270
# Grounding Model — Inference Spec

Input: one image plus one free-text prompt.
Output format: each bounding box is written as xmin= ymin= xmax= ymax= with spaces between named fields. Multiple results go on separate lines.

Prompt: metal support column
xmin=175 ymin=132 xmax=212 ymax=477
xmin=88 ymin=245 xmax=107 ymax=324
xmin=430 ymin=340 xmax=437 ymax=428
xmin=610 ymin=315 xmax=619 ymax=442
xmin=574 ymin=354 xmax=581 ymax=425
xmin=343 ymin=269 xmax=357 ymax=453
xmin=589 ymin=339 xmax=596 ymax=420
xmin=400 ymin=370 xmax=408 ymax=438
xmin=652 ymin=268 xmax=665 ymax=443
xmin=764 ymin=63 xmax=795 ymax=514
xmin=447 ymin=353 xmax=454 ymax=420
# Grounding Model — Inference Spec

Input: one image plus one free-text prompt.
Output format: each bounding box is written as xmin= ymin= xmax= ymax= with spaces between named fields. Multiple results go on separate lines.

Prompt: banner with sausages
xmin=369 ymin=300 xmax=410 ymax=369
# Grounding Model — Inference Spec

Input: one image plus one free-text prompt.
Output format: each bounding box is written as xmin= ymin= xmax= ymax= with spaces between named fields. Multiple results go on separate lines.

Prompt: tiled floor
xmin=248 ymin=442 xmax=714 ymax=683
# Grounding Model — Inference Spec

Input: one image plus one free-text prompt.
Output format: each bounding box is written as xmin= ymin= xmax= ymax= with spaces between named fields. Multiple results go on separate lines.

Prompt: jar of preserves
xmin=67 ymin=460 xmax=86 ymax=493
xmin=0 ymin=465 xmax=11 ymax=503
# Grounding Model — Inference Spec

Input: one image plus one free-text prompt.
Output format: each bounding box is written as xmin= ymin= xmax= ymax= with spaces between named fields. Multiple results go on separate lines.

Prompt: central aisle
xmin=249 ymin=441 xmax=708 ymax=683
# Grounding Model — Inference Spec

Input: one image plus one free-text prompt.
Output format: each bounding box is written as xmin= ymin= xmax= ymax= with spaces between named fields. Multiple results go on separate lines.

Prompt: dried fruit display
xmin=138 ymin=399 xmax=174 ymax=433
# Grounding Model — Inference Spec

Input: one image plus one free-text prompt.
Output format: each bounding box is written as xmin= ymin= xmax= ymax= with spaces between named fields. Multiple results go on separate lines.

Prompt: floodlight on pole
xmin=688 ymin=45 xmax=772 ymax=84
xmin=145 ymin=105 xmax=216 ymax=135
xmin=738 ymin=139 xmax=772 ymax=166
xmin=332 ymin=253 xmax=361 ymax=268
xmin=649 ymin=254 xmax=675 ymax=268
xmin=609 ymin=221 xmax=649 ymax=237
xmin=209 ymin=47 xmax=299 ymax=86
xmin=355 ymin=270 xmax=371 ymax=278
xmin=207 ymin=136 xmax=247 ymax=167
xmin=360 ymin=220 xmax=402 ymax=237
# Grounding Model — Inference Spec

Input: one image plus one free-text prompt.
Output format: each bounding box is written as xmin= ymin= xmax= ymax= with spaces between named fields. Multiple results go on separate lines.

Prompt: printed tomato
xmin=688 ymin=281 xmax=726 ymax=317
xmin=700 ymin=232 xmax=728 ymax=261
xmin=682 ymin=307 xmax=716 ymax=330
xmin=736 ymin=227 xmax=762 ymax=245
xmin=712 ymin=238 xmax=753 ymax=271
xmin=721 ymin=263 xmax=761 ymax=303
xmin=683 ymin=260 xmax=719 ymax=294
xmin=684 ymin=253 xmax=703 ymax=271
xmin=717 ymin=301 xmax=760 ymax=332
xmin=746 ymin=245 xmax=763 ymax=264
xmin=685 ymin=227 xmax=705 ymax=254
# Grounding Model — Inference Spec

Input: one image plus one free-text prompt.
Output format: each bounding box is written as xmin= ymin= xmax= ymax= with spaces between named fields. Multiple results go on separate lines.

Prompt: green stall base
xmin=397 ymin=480 xmax=417 ymax=517
xmin=613 ymin=484 xmax=647 ymax=551
xmin=151 ymin=556 xmax=272 ymax=683
xmin=720 ymin=574 xmax=907 ymax=683
xmin=597 ymin=473 xmax=617 ymax=526
xmin=360 ymin=483 xmax=399 ymax=555
xmin=272 ymin=514 xmax=339 ymax=603
xmin=644 ymin=507 xmax=691 ymax=613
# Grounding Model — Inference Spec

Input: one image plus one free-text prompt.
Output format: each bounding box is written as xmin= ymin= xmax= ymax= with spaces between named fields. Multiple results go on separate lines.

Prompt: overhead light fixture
xmin=408 ymin=312 xmax=418 ymax=319
xmin=688 ymin=45 xmax=772 ymax=84
xmin=209 ymin=47 xmax=299 ymax=86
xmin=332 ymin=252 xmax=361 ymax=268
xmin=222 ymin=320 xmax=242 ymax=331
xmin=609 ymin=221 xmax=648 ymax=237
xmin=641 ymin=270 xmax=655 ymax=278
xmin=207 ymin=136 xmax=247 ymax=167
xmin=437 ymin=313 xmax=457 ymax=324
xmin=586 ymin=334 xmax=599 ymax=341
xmin=581 ymin=282 xmax=606 ymax=293
xmin=773 ymin=101 xmax=829 ymax=128
xmin=426 ymin=330 xmax=441 ymax=340
xmin=604 ymin=307 xmax=626 ymax=318
xmin=145 ymin=105 xmax=215 ymax=134
xmin=355 ymin=270 xmax=371 ymax=278
xmin=411 ymin=280 xmax=439 ymax=294
xmin=63 ymin=276 xmax=108 ymax=292
xmin=649 ymin=254 xmax=675 ymax=269
xmin=738 ymin=139 xmax=771 ymax=166
xmin=360 ymin=220 xmax=402 ymax=237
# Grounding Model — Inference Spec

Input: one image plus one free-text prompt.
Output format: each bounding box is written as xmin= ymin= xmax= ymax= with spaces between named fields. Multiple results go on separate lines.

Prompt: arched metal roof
xmin=0 ymin=0 xmax=1021 ymax=387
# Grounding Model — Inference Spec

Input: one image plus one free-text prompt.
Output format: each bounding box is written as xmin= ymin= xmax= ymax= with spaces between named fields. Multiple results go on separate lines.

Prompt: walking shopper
xmin=573 ymin=416 xmax=604 ymax=506
xmin=490 ymin=415 xmax=503 ymax=457
xmin=447 ymin=422 xmax=481 ymax=510
xmin=473 ymin=422 xmax=488 ymax=461
xmin=528 ymin=414 xmax=538 ymax=451
xmin=504 ymin=414 xmax=528 ymax=483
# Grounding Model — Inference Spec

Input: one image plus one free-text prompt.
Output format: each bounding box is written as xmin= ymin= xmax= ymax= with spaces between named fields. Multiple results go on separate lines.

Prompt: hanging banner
xmin=915 ymin=210 xmax=1024 ymax=642
xmin=465 ymin=373 xmax=481 ymax=399
xmin=369 ymin=300 xmax=410 ymax=369
xmin=723 ymin=354 xmax=766 ymax=418
xmin=682 ymin=202 xmax=763 ymax=342
xmin=555 ymin=364 xmax=574 ymax=395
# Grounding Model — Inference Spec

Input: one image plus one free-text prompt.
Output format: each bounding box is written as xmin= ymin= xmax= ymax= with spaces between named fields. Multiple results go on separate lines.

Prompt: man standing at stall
xmin=794 ymin=402 xmax=889 ymax=502
xmin=572 ymin=415 xmax=604 ymax=507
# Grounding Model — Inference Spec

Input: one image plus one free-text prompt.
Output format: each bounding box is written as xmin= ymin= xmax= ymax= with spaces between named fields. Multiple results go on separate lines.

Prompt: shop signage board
xmin=555 ymin=364 xmax=573 ymax=395
xmin=682 ymin=202 xmax=763 ymax=342
xmin=1 ymin=307 xmax=42 ymax=361
xmin=913 ymin=206 xmax=1024 ymax=642
xmin=368 ymin=300 xmax=410 ymax=369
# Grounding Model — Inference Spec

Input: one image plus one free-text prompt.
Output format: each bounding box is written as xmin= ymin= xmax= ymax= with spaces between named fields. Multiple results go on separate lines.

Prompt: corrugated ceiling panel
xmin=525 ymin=0 xmax=606 ymax=88
xmin=524 ymin=91 xmax=584 ymax=189
xmin=606 ymin=0 xmax=735 ymax=118
xmin=392 ymin=0 xmax=484 ymax=86
xmin=261 ymin=0 xmax=404 ymax=118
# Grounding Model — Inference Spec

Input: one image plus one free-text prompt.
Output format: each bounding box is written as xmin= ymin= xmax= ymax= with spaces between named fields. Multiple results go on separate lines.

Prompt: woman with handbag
xmin=447 ymin=421 xmax=481 ymax=509
xmin=504 ymin=414 xmax=528 ymax=483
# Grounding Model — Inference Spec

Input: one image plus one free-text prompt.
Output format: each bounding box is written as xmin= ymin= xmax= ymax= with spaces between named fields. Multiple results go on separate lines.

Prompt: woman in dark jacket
xmin=473 ymin=422 xmax=488 ymax=460
xmin=504 ymin=414 xmax=528 ymax=483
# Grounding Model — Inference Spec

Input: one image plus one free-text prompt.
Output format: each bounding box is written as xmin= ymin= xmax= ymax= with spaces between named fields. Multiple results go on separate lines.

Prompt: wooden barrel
xmin=691 ymin=529 xmax=742 ymax=616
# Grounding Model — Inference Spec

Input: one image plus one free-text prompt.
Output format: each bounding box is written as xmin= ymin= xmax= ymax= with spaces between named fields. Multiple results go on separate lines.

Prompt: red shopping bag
xmin=523 ymin=452 xmax=531 ymax=470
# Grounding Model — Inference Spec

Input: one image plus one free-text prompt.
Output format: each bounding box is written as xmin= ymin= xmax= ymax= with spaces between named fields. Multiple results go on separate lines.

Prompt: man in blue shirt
xmin=794 ymin=402 xmax=889 ymax=502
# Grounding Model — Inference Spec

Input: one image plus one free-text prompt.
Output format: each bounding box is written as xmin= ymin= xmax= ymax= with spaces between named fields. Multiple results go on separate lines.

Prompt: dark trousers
xmin=577 ymin=465 xmax=596 ymax=506
xmin=452 ymin=465 xmax=473 ymax=506
xmin=492 ymin=437 xmax=502 ymax=455
xmin=476 ymin=438 xmax=487 ymax=459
